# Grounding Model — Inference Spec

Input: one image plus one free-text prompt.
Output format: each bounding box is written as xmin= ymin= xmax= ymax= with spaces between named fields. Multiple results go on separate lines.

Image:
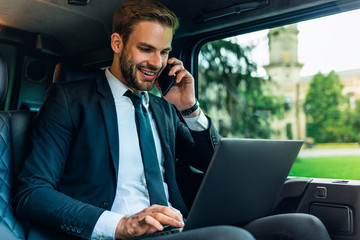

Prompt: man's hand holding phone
xmin=156 ymin=58 xmax=200 ymax=117
xmin=158 ymin=64 xmax=177 ymax=97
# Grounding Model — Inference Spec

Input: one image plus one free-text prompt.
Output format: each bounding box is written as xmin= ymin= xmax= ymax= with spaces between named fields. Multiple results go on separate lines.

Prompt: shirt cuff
xmin=183 ymin=109 xmax=209 ymax=131
xmin=91 ymin=211 xmax=124 ymax=240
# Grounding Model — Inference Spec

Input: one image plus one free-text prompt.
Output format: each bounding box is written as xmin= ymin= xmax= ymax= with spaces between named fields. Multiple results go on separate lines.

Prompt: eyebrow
xmin=137 ymin=42 xmax=172 ymax=52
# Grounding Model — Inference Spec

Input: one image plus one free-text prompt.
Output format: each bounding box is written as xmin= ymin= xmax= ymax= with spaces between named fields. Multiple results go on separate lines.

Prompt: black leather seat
xmin=53 ymin=62 xmax=99 ymax=83
xmin=0 ymin=59 xmax=99 ymax=239
xmin=0 ymin=54 xmax=36 ymax=240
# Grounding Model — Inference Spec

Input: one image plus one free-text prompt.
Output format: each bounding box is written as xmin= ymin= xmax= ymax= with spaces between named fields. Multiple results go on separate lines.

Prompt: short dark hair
xmin=113 ymin=0 xmax=179 ymax=45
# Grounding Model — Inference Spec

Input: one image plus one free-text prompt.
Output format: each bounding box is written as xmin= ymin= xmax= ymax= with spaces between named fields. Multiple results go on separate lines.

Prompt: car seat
xmin=0 ymin=54 xmax=36 ymax=240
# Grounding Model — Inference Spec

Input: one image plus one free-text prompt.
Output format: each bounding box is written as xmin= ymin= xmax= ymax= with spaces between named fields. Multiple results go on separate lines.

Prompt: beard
xmin=119 ymin=48 xmax=160 ymax=92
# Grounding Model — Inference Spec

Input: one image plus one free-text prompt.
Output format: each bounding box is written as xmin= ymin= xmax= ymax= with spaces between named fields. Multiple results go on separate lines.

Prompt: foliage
xmin=340 ymin=107 xmax=359 ymax=142
xmin=304 ymin=71 xmax=353 ymax=142
xmin=286 ymin=123 xmax=293 ymax=140
xmin=348 ymin=99 xmax=360 ymax=141
xmin=198 ymin=38 xmax=285 ymax=138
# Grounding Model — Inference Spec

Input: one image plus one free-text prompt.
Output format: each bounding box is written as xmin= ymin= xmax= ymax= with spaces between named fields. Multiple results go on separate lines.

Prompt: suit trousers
xmin=140 ymin=225 xmax=255 ymax=240
xmin=137 ymin=213 xmax=330 ymax=240
xmin=243 ymin=213 xmax=331 ymax=240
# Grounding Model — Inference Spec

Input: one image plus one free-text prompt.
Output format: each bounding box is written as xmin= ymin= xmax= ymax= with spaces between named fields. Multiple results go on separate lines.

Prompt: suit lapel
xmin=149 ymin=96 xmax=171 ymax=154
xmin=149 ymin=95 xmax=176 ymax=183
xmin=96 ymin=73 xmax=119 ymax=176
xmin=149 ymin=96 xmax=176 ymax=181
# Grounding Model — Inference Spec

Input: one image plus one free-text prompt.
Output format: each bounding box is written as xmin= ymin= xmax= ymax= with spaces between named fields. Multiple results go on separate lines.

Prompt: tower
xmin=264 ymin=24 xmax=306 ymax=140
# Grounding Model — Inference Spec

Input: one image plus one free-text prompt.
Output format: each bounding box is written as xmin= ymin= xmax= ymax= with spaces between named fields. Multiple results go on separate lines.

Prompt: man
xmin=14 ymin=0 xmax=252 ymax=239
xmin=15 ymin=0 xmax=330 ymax=240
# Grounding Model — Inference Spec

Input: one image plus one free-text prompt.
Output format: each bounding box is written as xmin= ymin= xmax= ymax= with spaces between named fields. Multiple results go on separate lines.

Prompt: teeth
xmin=140 ymin=69 xmax=156 ymax=76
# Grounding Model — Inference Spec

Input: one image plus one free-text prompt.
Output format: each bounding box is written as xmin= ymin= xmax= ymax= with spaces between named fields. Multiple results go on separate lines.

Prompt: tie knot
xmin=124 ymin=90 xmax=143 ymax=106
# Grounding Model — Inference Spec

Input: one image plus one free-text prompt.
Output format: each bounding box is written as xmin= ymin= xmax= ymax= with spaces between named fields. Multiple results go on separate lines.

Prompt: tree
xmin=341 ymin=106 xmax=359 ymax=142
xmin=304 ymin=71 xmax=347 ymax=142
xmin=198 ymin=38 xmax=284 ymax=138
xmin=347 ymin=99 xmax=360 ymax=141
xmin=352 ymin=100 xmax=360 ymax=132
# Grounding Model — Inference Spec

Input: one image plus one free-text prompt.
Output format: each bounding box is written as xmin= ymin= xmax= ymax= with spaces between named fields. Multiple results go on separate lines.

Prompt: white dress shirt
xmin=91 ymin=69 xmax=208 ymax=239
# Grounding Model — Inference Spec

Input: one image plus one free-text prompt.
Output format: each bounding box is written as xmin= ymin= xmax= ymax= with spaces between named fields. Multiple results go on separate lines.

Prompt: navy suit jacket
xmin=15 ymin=72 xmax=220 ymax=239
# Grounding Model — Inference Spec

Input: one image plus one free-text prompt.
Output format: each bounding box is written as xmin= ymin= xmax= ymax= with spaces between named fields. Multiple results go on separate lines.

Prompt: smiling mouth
xmin=139 ymin=68 xmax=158 ymax=80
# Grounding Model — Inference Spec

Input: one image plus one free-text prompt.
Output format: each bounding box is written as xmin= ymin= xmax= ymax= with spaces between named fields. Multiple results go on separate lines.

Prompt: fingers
xmin=174 ymin=68 xmax=188 ymax=83
xmin=167 ymin=57 xmax=183 ymax=70
xmin=115 ymin=214 xmax=159 ymax=239
xmin=167 ymin=58 xmax=189 ymax=83
xmin=115 ymin=205 xmax=185 ymax=239
xmin=147 ymin=205 xmax=184 ymax=226
xmin=156 ymin=211 xmax=184 ymax=227
xmin=161 ymin=57 xmax=196 ymax=109
xmin=168 ymin=64 xmax=183 ymax=76
xmin=144 ymin=215 xmax=164 ymax=231
xmin=139 ymin=206 xmax=184 ymax=236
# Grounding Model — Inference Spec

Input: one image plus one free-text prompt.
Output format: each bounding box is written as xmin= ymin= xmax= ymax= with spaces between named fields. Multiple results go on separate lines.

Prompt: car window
xmin=198 ymin=9 xmax=360 ymax=180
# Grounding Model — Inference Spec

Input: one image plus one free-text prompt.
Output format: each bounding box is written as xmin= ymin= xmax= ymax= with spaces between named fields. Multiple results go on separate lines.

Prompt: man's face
xmin=119 ymin=21 xmax=173 ymax=92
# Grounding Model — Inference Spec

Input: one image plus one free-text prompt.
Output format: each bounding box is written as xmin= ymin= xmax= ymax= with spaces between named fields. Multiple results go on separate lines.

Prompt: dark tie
xmin=124 ymin=90 xmax=168 ymax=206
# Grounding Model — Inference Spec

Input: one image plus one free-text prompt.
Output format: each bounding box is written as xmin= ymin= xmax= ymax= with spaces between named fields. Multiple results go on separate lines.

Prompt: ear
xmin=111 ymin=33 xmax=123 ymax=54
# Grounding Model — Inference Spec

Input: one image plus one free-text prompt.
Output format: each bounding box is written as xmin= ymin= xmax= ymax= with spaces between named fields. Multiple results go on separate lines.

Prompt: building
xmin=265 ymin=24 xmax=360 ymax=140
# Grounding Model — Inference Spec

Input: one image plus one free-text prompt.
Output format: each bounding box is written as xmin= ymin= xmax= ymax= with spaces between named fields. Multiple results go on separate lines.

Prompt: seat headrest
xmin=0 ymin=54 xmax=9 ymax=105
xmin=53 ymin=62 xmax=99 ymax=83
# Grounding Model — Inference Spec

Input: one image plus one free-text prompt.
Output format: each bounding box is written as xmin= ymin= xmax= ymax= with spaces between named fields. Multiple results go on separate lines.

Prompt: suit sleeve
xmin=14 ymin=83 xmax=104 ymax=239
xmin=175 ymin=108 xmax=221 ymax=172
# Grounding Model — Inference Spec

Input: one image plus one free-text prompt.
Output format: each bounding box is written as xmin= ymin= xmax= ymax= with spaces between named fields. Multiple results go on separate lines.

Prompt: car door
xmin=172 ymin=2 xmax=360 ymax=240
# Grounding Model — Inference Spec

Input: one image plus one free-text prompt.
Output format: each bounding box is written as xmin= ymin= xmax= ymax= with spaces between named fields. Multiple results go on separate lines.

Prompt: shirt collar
xmin=105 ymin=68 xmax=150 ymax=108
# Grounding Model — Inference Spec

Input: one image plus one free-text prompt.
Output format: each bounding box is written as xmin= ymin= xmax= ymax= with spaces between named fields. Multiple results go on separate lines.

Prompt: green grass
xmin=312 ymin=143 xmax=360 ymax=149
xmin=289 ymin=156 xmax=360 ymax=180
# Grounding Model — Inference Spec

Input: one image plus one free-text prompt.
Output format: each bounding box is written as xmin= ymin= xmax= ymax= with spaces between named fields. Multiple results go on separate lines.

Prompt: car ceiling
xmin=0 ymin=0 xmax=359 ymax=58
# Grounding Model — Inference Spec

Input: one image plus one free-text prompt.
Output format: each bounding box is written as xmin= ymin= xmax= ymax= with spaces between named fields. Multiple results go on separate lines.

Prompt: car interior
xmin=1 ymin=0 xmax=360 ymax=239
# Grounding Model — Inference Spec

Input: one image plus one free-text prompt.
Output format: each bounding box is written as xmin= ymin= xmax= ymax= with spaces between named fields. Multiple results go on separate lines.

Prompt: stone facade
xmin=265 ymin=25 xmax=360 ymax=140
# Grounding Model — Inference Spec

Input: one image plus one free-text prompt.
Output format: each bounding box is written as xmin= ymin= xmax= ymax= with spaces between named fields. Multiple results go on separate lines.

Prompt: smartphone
xmin=158 ymin=64 xmax=176 ymax=96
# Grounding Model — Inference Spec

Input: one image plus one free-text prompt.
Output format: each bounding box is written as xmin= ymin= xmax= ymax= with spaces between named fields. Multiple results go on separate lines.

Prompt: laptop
xmin=129 ymin=138 xmax=303 ymax=239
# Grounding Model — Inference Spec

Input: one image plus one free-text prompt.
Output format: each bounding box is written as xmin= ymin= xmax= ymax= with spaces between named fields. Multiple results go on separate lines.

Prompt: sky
xmin=235 ymin=8 xmax=360 ymax=77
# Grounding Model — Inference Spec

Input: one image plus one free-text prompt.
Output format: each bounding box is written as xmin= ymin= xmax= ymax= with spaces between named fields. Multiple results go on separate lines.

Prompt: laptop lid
xmin=183 ymin=138 xmax=303 ymax=231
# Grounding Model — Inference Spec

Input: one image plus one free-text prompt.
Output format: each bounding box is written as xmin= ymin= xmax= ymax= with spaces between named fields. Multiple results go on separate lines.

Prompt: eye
xmin=161 ymin=50 xmax=170 ymax=56
xmin=140 ymin=47 xmax=151 ymax=53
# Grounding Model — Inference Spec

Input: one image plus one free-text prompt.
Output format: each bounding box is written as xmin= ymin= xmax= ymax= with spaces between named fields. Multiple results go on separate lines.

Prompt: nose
xmin=148 ymin=52 xmax=162 ymax=69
